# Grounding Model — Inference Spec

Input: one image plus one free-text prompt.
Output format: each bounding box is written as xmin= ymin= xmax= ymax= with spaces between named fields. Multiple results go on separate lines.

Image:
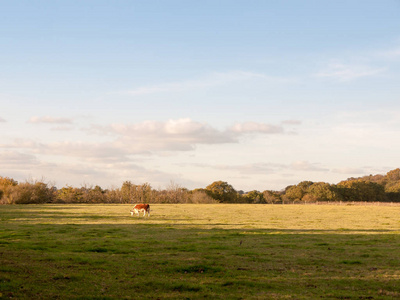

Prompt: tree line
xmin=1 ymin=168 xmax=400 ymax=205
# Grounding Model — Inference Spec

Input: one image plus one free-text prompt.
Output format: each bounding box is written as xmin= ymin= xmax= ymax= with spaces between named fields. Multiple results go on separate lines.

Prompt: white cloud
xmin=1 ymin=118 xmax=292 ymax=168
xmin=87 ymin=118 xmax=293 ymax=154
xmin=0 ymin=116 xmax=6 ymax=122
xmin=91 ymin=118 xmax=236 ymax=153
xmin=0 ymin=118 xmax=307 ymax=189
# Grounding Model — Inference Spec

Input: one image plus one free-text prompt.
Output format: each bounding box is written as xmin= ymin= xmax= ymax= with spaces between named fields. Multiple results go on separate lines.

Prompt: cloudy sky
xmin=1 ymin=1 xmax=400 ymax=191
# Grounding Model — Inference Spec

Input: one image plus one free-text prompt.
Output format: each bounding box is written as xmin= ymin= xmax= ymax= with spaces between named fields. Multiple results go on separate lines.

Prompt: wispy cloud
xmin=185 ymin=160 xmax=328 ymax=175
xmin=28 ymin=116 xmax=74 ymax=124
xmin=123 ymin=71 xmax=293 ymax=96
xmin=0 ymin=151 xmax=40 ymax=167
xmin=207 ymin=163 xmax=287 ymax=174
xmin=1 ymin=139 xmax=131 ymax=163
xmin=290 ymin=161 xmax=328 ymax=172
xmin=281 ymin=120 xmax=302 ymax=125
xmin=229 ymin=122 xmax=284 ymax=134
xmin=315 ymin=63 xmax=386 ymax=81
xmin=376 ymin=46 xmax=400 ymax=60
xmin=331 ymin=167 xmax=366 ymax=175
xmin=0 ymin=116 xmax=6 ymax=122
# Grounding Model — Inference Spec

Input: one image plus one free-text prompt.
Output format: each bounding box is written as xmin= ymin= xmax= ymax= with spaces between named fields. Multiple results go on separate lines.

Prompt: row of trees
xmin=0 ymin=178 xmax=217 ymax=205
xmin=1 ymin=169 xmax=400 ymax=204
xmin=281 ymin=168 xmax=400 ymax=203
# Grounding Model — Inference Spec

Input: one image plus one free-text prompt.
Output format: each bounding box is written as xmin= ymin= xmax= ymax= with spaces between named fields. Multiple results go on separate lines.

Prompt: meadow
xmin=1 ymin=204 xmax=400 ymax=299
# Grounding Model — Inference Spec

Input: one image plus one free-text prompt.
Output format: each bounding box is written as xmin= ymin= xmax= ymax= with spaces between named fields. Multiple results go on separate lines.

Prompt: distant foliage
xmin=205 ymin=181 xmax=238 ymax=203
xmin=1 ymin=168 xmax=400 ymax=204
xmin=0 ymin=177 xmax=18 ymax=204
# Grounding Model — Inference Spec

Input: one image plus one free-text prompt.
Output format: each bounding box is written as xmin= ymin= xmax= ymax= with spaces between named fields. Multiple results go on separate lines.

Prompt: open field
xmin=1 ymin=204 xmax=400 ymax=299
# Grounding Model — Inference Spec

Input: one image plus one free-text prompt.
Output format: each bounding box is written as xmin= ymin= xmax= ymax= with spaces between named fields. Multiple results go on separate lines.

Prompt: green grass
xmin=1 ymin=204 xmax=400 ymax=299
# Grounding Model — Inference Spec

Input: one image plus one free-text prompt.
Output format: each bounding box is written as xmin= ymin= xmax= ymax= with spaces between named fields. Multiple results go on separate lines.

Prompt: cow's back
xmin=133 ymin=204 xmax=150 ymax=211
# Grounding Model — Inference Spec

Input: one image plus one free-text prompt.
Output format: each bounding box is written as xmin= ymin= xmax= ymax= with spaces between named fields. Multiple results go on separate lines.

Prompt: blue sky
xmin=1 ymin=1 xmax=400 ymax=191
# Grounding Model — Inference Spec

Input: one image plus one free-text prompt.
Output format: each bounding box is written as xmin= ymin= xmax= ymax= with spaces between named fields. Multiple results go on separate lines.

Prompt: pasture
xmin=1 ymin=204 xmax=400 ymax=299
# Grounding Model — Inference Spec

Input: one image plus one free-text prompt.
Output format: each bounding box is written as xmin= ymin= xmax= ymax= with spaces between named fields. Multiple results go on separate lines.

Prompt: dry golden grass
xmin=4 ymin=203 xmax=399 ymax=232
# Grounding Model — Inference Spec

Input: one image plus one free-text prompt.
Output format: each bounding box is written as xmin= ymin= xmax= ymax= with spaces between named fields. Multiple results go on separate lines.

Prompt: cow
xmin=130 ymin=204 xmax=150 ymax=217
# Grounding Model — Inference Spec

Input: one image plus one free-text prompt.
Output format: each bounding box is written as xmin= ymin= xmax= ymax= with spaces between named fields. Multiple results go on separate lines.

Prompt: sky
xmin=1 ymin=0 xmax=400 ymax=192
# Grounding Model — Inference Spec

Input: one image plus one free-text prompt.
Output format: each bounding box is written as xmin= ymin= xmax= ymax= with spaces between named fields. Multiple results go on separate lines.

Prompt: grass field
xmin=1 ymin=204 xmax=400 ymax=299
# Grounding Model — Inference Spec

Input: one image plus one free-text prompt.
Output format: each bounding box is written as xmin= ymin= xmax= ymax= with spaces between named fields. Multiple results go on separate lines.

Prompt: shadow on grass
xmin=1 ymin=221 xmax=400 ymax=299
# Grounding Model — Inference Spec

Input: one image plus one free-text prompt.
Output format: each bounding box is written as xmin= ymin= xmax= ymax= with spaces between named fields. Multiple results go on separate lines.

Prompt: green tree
xmin=205 ymin=181 xmax=237 ymax=203
xmin=285 ymin=181 xmax=314 ymax=202
xmin=244 ymin=190 xmax=265 ymax=203
xmin=308 ymin=182 xmax=339 ymax=202
xmin=337 ymin=180 xmax=386 ymax=202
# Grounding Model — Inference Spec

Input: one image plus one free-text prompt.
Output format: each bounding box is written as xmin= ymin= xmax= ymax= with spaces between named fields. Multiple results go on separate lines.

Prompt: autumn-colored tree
xmin=262 ymin=190 xmax=282 ymax=204
xmin=81 ymin=185 xmax=106 ymax=203
xmin=190 ymin=190 xmax=218 ymax=203
xmin=164 ymin=181 xmax=190 ymax=203
xmin=56 ymin=186 xmax=83 ymax=203
xmin=0 ymin=176 xmax=18 ymax=204
xmin=121 ymin=181 xmax=134 ymax=203
xmin=386 ymin=168 xmax=400 ymax=182
xmin=12 ymin=181 xmax=55 ymax=204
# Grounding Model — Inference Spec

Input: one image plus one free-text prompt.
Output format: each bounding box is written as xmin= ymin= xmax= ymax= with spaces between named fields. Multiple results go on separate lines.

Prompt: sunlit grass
xmin=2 ymin=204 xmax=399 ymax=232
xmin=1 ymin=204 xmax=400 ymax=299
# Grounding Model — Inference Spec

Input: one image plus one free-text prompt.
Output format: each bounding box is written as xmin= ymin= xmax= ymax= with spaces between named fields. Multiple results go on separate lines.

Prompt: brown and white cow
xmin=130 ymin=204 xmax=150 ymax=217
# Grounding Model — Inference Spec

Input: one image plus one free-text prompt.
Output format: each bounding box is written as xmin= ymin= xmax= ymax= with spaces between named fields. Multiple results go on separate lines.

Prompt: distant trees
xmin=2 ymin=168 xmax=400 ymax=204
xmin=336 ymin=180 xmax=386 ymax=202
xmin=285 ymin=181 xmax=338 ymax=203
xmin=120 ymin=181 xmax=153 ymax=203
xmin=243 ymin=190 xmax=265 ymax=203
xmin=205 ymin=181 xmax=238 ymax=203
xmin=0 ymin=178 xmax=55 ymax=204
xmin=0 ymin=177 xmax=18 ymax=204
xmin=262 ymin=190 xmax=282 ymax=204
